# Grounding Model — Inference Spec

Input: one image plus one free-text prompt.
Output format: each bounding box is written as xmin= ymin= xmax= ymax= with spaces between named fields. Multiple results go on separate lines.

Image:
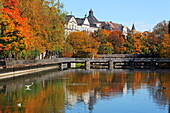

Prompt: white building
xmin=65 ymin=9 xmax=133 ymax=39
xmin=65 ymin=9 xmax=101 ymax=36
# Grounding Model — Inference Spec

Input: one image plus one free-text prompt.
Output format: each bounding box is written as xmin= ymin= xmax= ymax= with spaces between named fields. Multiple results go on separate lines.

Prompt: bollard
xmin=108 ymin=60 xmax=113 ymax=70
xmin=85 ymin=60 xmax=90 ymax=70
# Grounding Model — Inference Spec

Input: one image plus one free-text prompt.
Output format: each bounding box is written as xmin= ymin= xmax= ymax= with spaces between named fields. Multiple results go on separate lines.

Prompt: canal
xmin=0 ymin=69 xmax=170 ymax=113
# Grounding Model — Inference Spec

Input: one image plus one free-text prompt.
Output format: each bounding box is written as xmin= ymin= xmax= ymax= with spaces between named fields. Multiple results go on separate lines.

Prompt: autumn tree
xmin=131 ymin=32 xmax=142 ymax=54
xmin=124 ymin=32 xmax=143 ymax=54
xmin=153 ymin=20 xmax=170 ymax=57
xmin=91 ymin=29 xmax=109 ymax=44
xmin=0 ymin=0 xmax=30 ymax=60
xmin=97 ymin=42 xmax=114 ymax=54
xmin=160 ymin=34 xmax=170 ymax=57
xmin=0 ymin=1 xmax=2 ymax=36
xmin=168 ymin=21 xmax=170 ymax=36
xmin=40 ymin=0 xmax=65 ymax=58
xmin=18 ymin=0 xmax=66 ymax=59
xmin=107 ymin=31 xmax=126 ymax=53
xmin=124 ymin=34 xmax=134 ymax=54
xmin=62 ymin=42 xmax=74 ymax=57
xmin=67 ymin=31 xmax=99 ymax=58
xmin=153 ymin=20 xmax=168 ymax=39
xmin=91 ymin=29 xmax=113 ymax=54
xmin=141 ymin=32 xmax=159 ymax=54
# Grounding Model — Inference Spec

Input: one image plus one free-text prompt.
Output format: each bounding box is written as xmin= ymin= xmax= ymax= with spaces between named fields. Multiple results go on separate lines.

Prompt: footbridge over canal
xmin=1 ymin=58 xmax=170 ymax=71
xmin=59 ymin=58 xmax=170 ymax=69
xmin=1 ymin=57 xmax=170 ymax=79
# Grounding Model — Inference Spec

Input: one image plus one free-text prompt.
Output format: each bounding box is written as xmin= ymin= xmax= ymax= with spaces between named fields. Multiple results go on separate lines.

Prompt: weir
xmin=0 ymin=58 xmax=170 ymax=79
xmin=0 ymin=58 xmax=170 ymax=70
xmin=0 ymin=58 xmax=170 ymax=73
xmin=66 ymin=58 xmax=170 ymax=69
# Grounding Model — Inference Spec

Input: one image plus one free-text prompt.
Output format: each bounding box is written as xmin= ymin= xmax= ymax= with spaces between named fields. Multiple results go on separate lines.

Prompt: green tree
xmin=124 ymin=34 xmax=134 ymax=54
xmin=20 ymin=49 xmax=40 ymax=60
xmin=141 ymin=32 xmax=159 ymax=54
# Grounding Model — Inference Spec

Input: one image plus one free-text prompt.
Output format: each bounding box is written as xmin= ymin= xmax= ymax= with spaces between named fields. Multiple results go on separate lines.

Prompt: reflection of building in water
xmin=65 ymin=88 xmax=101 ymax=111
xmin=64 ymin=70 xmax=129 ymax=111
xmin=123 ymin=83 xmax=127 ymax=95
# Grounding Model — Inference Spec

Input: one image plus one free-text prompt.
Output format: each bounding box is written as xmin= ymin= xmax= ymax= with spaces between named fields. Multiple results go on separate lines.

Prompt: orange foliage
xmin=102 ymin=29 xmax=111 ymax=37
xmin=62 ymin=50 xmax=73 ymax=58
xmin=160 ymin=34 xmax=170 ymax=57
xmin=107 ymin=31 xmax=126 ymax=53
xmin=132 ymin=33 xmax=142 ymax=54
xmin=132 ymin=37 xmax=142 ymax=54
xmin=0 ymin=0 xmax=30 ymax=54
xmin=18 ymin=0 xmax=65 ymax=54
xmin=67 ymin=31 xmax=100 ymax=57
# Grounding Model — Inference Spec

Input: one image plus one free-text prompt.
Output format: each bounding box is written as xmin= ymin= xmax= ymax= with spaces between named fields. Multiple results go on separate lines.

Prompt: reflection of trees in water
xmin=149 ymin=88 xmax=168 ymax=107
xmin=148 ymin=71 xmax=170 ymax=109
xmin=0 ymin=70 xmax=66 ymax=113
xmin=65 ymin=70 xmax=170 ymax=112
xmin=1 ymin=69 xmax=170 ymax=113
xmin=64 ymin=70 xmax=127 ymax=112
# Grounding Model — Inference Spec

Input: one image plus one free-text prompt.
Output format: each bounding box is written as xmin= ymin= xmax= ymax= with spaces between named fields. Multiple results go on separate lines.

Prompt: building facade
xmin=65 ymin=9 xmax=101 ymax=36
xmin=65 ymin=9 xmax=135 ymax=38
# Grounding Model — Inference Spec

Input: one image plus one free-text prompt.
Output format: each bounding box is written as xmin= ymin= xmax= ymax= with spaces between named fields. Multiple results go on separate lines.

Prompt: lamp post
xmin=92 ymin=53 xmax=94 ymax=60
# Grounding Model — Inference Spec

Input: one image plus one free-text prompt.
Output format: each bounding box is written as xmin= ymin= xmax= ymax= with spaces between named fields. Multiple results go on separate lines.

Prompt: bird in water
xmin=17 ymin=103 xmax=21 ymax=107
xmin=25 ymin=82 xmax=33 ymax=90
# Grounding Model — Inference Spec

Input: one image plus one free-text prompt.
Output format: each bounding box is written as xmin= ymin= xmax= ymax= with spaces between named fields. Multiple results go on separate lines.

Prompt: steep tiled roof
xmin=75 ymin=18 xmax=85 ymax=25
xmin=101 ymin=22 xmax=118 ymax=31
xmin=100 ymin=21 xmax=131 ymax=33
xmin=127 ymin=27 xmax=131 ymax=33
xmin=87 ymin=9 xmax=99 ymax=27
xmin=112 ymin=23 xmax=123 ymax=31
xmin=132 ymin=23 xmax=136 ymax=31
xmin=66 ymin=15 xmax=74 ymax=22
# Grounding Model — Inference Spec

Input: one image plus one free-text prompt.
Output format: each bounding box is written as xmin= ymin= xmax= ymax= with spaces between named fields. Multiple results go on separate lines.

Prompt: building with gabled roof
xmin=65 ymin=15 xmax=78 ymax=36
xmin=101 ymin=21 xmax=131 ymax=39
xmin=87 ymin=9 xmax=101 ymax=28
xmin=65 ymin=9 xmax=134 ymax=38
xmin=64 ymin=15 xmax=92 ymax=36
xmin=65 ymin=9 xmax=101 ymax=36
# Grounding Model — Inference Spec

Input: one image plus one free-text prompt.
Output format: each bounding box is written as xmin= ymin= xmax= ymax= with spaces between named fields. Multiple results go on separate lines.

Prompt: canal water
xmin=0 ymin=69 xmax=170 ymax=113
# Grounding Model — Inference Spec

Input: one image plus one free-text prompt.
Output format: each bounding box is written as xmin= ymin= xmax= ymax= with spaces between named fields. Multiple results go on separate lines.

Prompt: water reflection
xmin=0 ymin=69 xmax=170 ymax=113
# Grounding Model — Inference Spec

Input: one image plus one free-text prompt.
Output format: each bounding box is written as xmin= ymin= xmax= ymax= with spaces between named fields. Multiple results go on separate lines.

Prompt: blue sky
xmin=61 ymin=0 xmax=170 ymax=32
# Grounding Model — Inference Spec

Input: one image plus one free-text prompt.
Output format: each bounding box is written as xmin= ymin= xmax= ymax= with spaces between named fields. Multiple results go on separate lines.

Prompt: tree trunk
xmin=8 ymin=50 xmax=12 ymax=61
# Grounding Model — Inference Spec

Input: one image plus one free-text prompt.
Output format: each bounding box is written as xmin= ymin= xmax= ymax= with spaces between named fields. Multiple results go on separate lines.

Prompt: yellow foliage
xmin=160 ymin=34 xmax=170 ymax=57
xmin=67 ymin=31 xmax=100 ymax=57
